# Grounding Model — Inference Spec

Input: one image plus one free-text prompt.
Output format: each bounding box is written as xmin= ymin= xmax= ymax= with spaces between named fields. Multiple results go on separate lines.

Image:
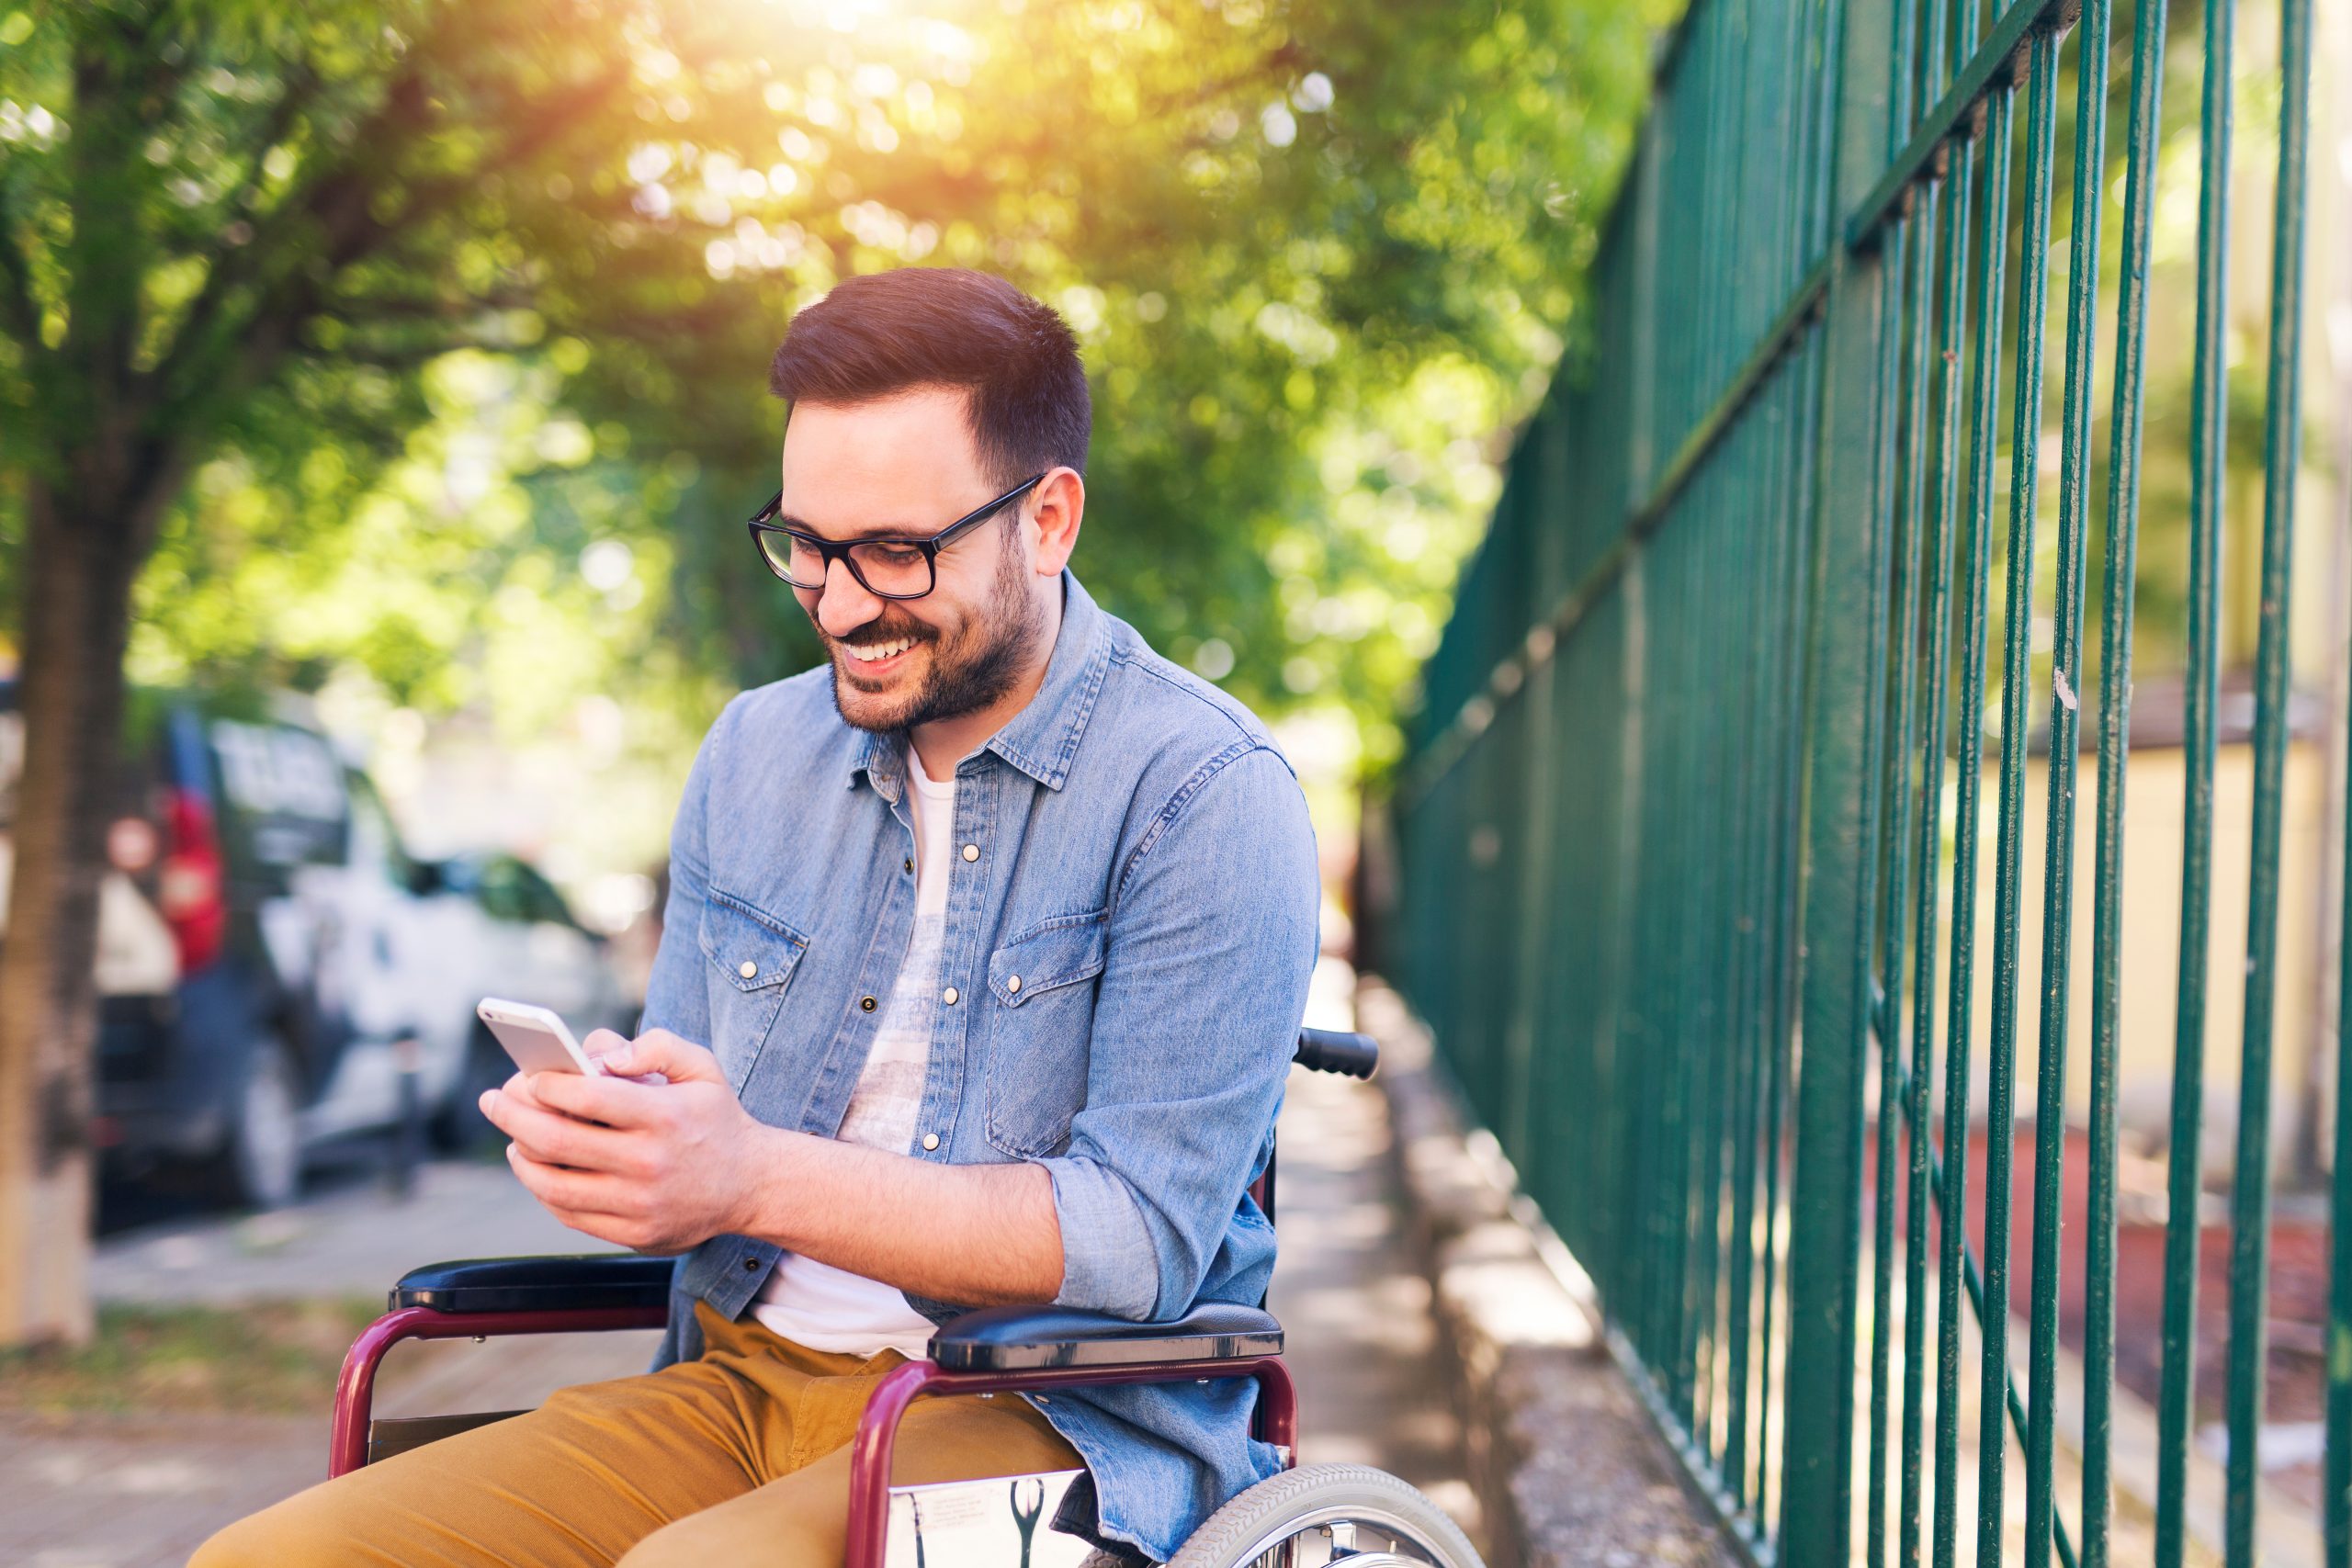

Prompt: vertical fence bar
xmin=1936 ymin=79 xmax=2010 ymax=1568
xmin=1900 ymin=45 xmax=1965 ymax=1568
xmin=1873 ymin=243 xmax=1932 ymax=1568
xmin=2223 ymin=0 xmax=2313 ymax=1557
xmin=1758 ymin=3 xmax=1825 ymax=1541
xmin=1759 ymin=333 xmax=1826 ymax=1544
xmin=1703 ymin=3 xmax=1767 ymax=1469
xmin=1862 ymin=0 xmax=1918 ymax=1532
xmin=2082 ymin=0 xmax=2169 ymax=1560
xmin=1646 ymin=50 xmax=1690 ymax=1399
xmin=1868 ymin=11 xmax=1926 ymax=1561
xmin=1702 ymin=420 xmax=1762 ymax=1472
xmin=1655 ymin=504 xmax=1692 ymax=1413
xmin=2023 ymin=5 xmax=2109 ymax=1565
xmin=1690 ymin=494 xmax=1724 ymax=1459
xmin=2155 ymin=2 xmax=2235 ymax=1559
xmin=1724 ymin=359 xmax=1790 ymax=1514
xmin=1977 ymin=30 xmax=2064 ymax=1565
xmin=1761 ymin=0 xmax=1838 ymax=1533
xmin=1781 ymin=0 xmax=1892 ymax=1556
xmin=1870 ymin=231 xmax=1920 ymax=1568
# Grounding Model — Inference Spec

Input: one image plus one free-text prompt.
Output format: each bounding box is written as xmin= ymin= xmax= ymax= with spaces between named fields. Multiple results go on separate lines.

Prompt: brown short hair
xmin=768 ymin=268 xmax=1091 ymax=483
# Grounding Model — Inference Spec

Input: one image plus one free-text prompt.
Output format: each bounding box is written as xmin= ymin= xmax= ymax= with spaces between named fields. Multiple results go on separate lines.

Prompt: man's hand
xmin=486 ymin=1026 xmax=1065 ymax=1303
xmin=480 ymin=1028 xmax=773 ymax=1254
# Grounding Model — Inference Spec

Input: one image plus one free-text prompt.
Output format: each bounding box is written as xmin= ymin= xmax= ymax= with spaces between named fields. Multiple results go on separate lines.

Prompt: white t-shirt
xmin=751 ymin=746 xmax=956 ymax=1357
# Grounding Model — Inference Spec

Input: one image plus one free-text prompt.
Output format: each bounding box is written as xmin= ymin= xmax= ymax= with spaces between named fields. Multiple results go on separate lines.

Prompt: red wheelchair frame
xmin=327 ymin=1026 xmax=1377 ymax=1568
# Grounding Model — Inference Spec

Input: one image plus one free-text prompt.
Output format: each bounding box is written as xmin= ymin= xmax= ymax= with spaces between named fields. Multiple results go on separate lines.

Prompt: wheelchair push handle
xmin=1293 ymin=1027 xmax=1378 ymax=1079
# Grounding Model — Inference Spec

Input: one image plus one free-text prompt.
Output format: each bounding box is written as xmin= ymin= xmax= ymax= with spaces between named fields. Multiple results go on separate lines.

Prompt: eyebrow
xmin=772 ymin=511 xmax=927 ymax=542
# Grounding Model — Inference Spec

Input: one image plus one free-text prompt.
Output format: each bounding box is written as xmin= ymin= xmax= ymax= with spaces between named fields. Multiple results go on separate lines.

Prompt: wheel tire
xmin=220 ymin=1036 xmax=304 ymax=1210
xmin=1167 ymin=1463 xmax=1483 ymax=1568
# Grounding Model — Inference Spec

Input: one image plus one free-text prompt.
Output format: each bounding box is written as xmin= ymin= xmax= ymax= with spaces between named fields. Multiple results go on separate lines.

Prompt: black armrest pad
xmin=928 ymin=1302 xmax=1282 ymax=1371
xmin=392 ymin=1254 xmax=675 ymax=1314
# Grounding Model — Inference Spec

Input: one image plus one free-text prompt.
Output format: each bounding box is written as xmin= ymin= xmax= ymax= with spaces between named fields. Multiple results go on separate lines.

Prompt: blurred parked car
xmin=424 ymin=851 xmax=638 ymax=1147
xmin=0 ymin=687 xmax=633 ymax=1206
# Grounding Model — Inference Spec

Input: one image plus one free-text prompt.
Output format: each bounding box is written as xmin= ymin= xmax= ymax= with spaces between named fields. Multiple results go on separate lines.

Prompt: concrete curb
xmin=1356 ymin=981 xmax=1737 ymax=1568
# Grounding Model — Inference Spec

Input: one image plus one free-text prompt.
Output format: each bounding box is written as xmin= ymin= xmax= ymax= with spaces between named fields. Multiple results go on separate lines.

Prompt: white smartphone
xmin=477 ymin=998 xmax=604 ymax=1077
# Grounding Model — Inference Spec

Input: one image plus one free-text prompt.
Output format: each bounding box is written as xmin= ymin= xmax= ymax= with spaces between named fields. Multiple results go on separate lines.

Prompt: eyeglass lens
xmin=758 ymin=533 xmax=935 ymax=598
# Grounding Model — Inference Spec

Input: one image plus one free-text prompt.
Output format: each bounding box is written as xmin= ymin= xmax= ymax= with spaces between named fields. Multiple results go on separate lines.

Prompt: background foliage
xmin=0 ymin=0 xmax=1670 ymax=879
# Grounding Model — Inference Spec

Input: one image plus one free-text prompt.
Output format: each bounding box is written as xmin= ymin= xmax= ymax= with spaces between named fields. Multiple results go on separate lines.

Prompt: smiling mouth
xmin=840 ymin=635 xmax=919 ymax=665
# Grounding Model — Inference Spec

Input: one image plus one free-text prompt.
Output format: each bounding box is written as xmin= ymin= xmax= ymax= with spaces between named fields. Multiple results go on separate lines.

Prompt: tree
xmin=0 ymin=0 xmax=694 ymax=1343
xmin=0 ymin=0 xmax=1660 ymax=1343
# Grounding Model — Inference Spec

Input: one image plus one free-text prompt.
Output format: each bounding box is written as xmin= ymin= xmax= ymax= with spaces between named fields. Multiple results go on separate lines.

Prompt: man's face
xmin=778 ymin=388 xmax=1045 ymax=734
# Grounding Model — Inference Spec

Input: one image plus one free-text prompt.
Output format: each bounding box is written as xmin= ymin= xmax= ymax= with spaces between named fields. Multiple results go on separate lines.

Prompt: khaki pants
xmin=191 ymin=1302 xmax=1080 ymax=1567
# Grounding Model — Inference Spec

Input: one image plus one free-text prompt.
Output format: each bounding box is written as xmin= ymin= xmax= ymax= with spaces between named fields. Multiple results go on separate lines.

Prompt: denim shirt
xmin=639 ymin=573 xmax=1319 ymax=1562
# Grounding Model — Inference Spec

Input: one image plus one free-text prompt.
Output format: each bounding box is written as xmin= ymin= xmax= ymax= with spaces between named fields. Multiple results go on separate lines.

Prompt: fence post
xmin=1775 ymin=0 xmax=1894 ymax=1561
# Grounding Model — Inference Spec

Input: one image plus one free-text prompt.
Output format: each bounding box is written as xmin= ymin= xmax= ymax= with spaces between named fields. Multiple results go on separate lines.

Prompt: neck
xmin=909 ymin=581 xmax=1064 ymax=780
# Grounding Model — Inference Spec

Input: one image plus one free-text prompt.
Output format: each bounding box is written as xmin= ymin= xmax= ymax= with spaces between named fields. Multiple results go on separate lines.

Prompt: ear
xmin=1026 ymin=468 xmax=1084 ymax=576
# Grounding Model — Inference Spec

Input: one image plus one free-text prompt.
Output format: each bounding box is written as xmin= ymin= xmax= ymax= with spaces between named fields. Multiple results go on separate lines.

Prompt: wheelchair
xmin=328 ymin=1027 xmax=1483 ymax=1568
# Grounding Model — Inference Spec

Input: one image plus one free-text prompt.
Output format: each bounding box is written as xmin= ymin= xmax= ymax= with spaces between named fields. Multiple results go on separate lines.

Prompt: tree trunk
xmin=0 ymin=474 xmax=145 ymax=1346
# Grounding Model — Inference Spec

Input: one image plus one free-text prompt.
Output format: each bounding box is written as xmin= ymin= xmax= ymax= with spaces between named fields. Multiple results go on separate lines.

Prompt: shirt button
xmin=1006 ymin=975 xmax=1022 ymax=993
xmin=739 ymin=961 xmax=758 ymax=979
xmin=860 ymin=996 xmax=877 ymax=1012
xmin=943 ymin=986 xmax=959 ymax=1005
xmin=742 ymin=1257 xmax=761 ymax=1272
xmin=903 ymin=858 xmax=913 ymax=874
xmin=922 ymin=1133 xmax=940 ymax=1151
xmin=961 ymin=843 xmax=979 ymax=863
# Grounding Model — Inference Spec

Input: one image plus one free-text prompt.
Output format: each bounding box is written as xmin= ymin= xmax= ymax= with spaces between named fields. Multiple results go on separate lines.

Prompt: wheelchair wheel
xmin=1167 ymin=1463 xmax=1482 ymax=1568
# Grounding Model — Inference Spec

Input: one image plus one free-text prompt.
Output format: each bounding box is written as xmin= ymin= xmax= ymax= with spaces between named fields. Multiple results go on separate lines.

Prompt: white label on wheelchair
xmin=886 ymin=1468 xmax=1091 ymax=1567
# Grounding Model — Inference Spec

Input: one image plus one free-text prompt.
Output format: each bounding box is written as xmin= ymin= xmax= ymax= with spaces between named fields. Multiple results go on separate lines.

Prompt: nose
xmin=814 ymin=557 xmax=884 ymax=638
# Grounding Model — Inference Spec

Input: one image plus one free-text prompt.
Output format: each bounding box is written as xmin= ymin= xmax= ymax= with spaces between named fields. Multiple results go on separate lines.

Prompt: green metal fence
xmin=1385 ymin=1 xmax=2322 ymax=1563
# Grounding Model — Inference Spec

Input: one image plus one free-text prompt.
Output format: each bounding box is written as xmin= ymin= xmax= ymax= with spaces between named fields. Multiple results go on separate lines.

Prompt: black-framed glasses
xmin=747 ymin=473 xmax=1046 ymax=600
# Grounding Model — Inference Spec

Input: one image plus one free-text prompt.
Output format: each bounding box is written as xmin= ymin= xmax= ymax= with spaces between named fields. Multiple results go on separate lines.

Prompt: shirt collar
xmin=844 ymin=570 xmax=1109 ymax=795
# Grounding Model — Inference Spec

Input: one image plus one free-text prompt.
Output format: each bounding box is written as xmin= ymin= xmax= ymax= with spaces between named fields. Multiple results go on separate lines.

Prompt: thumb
xmin=591 ymin=1027 xmax=725 ymax=1085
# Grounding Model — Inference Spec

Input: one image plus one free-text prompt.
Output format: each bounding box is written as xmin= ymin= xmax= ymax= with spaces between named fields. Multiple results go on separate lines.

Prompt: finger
xmin=510 ymin=1168 xmax=639 ymax=1245
xmin=497 ymin=1072 xmax=582 ymax=1121
xmin=581 ymin=1028 xmax=629 ymax=1064
xmin=597 ymin=1028 xmax=726 ymax=1086
xmin=487 ymin=1090 xmax=629 ymax=1168
xmin=481 ymin=1081 xmax=548 ymax=1134
xmin=582 ymin=1030 xmax=668 ymax=1087
xmin=507 ymin=1144 xmax=643 ymax=1216
xmin=509 ymin=1161 xmax=662 ymax=1254
xmin=528 ymin=1068 xmax=665 ymax=1130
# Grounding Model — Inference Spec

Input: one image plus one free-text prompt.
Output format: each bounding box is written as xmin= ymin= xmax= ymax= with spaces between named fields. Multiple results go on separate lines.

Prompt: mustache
xmin=831 ymin=615 xmax=938 ymax=650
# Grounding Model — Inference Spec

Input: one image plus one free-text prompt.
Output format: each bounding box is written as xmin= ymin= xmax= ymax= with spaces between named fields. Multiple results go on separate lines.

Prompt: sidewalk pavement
xmin=1274 ymin=1055 xmax=1483 ymax=1535
xmin=6 ymin=1063 xmax=1475 ymax=1567
xmin=90 ymin=1156 xmax=629 ymax=1307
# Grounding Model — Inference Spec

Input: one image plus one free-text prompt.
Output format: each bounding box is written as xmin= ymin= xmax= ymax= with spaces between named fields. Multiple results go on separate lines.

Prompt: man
xmin=194 ymin=266 xmax=1319 ymax=1567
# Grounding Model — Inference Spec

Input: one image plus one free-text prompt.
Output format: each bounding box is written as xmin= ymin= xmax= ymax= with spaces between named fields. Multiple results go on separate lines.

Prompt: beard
xmin=822 ymin=532 xmax=1045 ymax=736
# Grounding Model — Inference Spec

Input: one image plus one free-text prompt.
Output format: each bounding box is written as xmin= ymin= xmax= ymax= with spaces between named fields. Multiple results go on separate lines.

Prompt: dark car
xmin=0 ymin=688 xmax=487 ymax=1206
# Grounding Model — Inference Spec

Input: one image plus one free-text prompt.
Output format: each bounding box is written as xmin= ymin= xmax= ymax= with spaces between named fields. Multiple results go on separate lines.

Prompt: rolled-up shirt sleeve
xmin=1045 ymin=1154 xmax=1160 ymax=1320
xmin=1037 ymin=743 xmax=1320 ymax=1322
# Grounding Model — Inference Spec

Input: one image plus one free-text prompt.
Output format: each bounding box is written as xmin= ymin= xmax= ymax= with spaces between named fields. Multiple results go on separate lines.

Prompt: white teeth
xmin=844 ymin=637 xmax=913 ymax=663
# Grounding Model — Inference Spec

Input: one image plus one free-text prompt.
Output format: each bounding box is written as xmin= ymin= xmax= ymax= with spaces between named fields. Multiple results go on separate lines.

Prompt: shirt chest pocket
xmin=981 ymin=911 xmax=1107 ymax=1158
xmin=697 ymin=894 xmax=809 ymax=1086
